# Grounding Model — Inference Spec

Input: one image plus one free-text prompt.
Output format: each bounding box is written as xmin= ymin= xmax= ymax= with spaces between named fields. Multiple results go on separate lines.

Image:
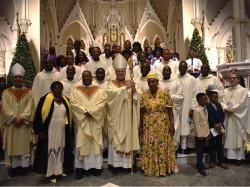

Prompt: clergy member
xmin=58 ymin=51 xmax=83 ymax=81
xmin=154 ymin=49 xmax=179 ymax=79
xmin=222 ymin=72 xmax=249 ymax=165
xmin=176 ymin=61 xmax=198 ymax=153
xmin=61 ymin=65 xmax=79 ymax=98
xmin=70 ymin=70 xmax=107 ymax=179
xmin=135 ymin=62 xmax=151 ymax=93
xmin=85 ymin=46 xmax=108 ymax=78
xmin=106 ymin=54 xmax=140 ymax=173
xmin=196 ymin=64 xmax=224 ymax=101
xmin=1 ymin=63 xmax=35 ymax=177
xmin=32 ymin=56 xmax=60 ymax=105
xmin=159 ymin=65 xmax=184 ymax=147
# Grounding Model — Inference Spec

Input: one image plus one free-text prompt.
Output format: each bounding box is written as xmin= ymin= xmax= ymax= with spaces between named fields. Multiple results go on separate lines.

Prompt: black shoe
xmin=235 ymin=160 xmax=241 ymax=166
xmin=19 ymin=167 xmax=30 ymax=176
xmin=197 ymin=169 xmax=207 ymax=176
xmin=181 ymin=149 xmax=190 ymax=154
xmin=90 ymin=169 xmax=102 ymax=176
xmin=75 ymin=168 xmax=83 ymax=180
xmin=8 ymin=168 xmax=19 ymax=177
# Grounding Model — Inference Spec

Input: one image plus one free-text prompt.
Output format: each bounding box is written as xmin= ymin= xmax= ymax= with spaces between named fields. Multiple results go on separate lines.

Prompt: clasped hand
xmin=126 ymin=80 xmax=136 ymax=93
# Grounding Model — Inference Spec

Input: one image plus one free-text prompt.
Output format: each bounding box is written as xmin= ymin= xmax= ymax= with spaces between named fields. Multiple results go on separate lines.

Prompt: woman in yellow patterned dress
xmin=140 ymin=73 xmax=178 ymax=177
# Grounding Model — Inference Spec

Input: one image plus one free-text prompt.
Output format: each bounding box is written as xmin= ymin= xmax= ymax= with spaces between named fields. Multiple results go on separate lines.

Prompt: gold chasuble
xmin=70 ymin=85 xmax=107 ymax=158
xmin=106 ymin=80 xmax=140 ymax=153
xmin=0 ymin=87 xmax=35 ymax=166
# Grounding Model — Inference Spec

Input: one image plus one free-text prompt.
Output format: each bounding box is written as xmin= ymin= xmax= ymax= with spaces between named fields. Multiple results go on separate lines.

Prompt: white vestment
xmin=70 ymin=85 xmax=107 ymax=170
xmin=61 ymin=78 xmax=79 ymax=98
xmin=106 ymin=65 xmax=131 ymax=81
xmin=196 ymin=74 xmax=224 ymax=101
xmin=177 ymin=73 xmax=198 ymax=149
xmin=222 ymin=84 xmax=249 ymax=160
xmin=159 ymin=78 xmax=184 ymax=146
xmin=154 ymin=59 xmax=179 ymax=79
xmin=100 ymin=54 xmax=113 ymax=67
xmin=106 ymin=81 xmax=140 ymax=168
xmin=93 ymin=80 xmax=109 ymax=149
xmin=186 ymin=58 xmax=202 ymax=72
xmin=32 ymin=69 xmax=60 ymax=105
xmin=133 ymin=64 xmax=155 ymax=81
xmin=85 ymin=58 xmax=108 ymax=78
xmin=135 ymin=76 xmax=149 ymax=94
xmin=58 ymin=65 xmax=83 ymax=81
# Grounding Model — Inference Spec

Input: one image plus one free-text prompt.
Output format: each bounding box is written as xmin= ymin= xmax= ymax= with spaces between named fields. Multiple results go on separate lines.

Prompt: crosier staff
xmin=128 ymin=57 xmax=135 ymax=175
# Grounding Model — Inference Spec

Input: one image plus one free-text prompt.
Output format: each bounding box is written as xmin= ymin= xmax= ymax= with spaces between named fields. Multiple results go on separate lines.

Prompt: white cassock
xmin=70 ymin=85 xmax=107 ymax=170
xmin=93 ymin=79 xmax=109 ymax=149
xmin=100 ymin=54 xmax=113 ymax=67
xmin=185 ymin=58 xmax=202 ymax=72
xmin=57 ymin=65 xmax=84 ymax=81
xmin=196 ymin=74 xmax=224 ymax=101
xmin=221 ymin=84 xmax=249 ymax=160
xmin=159 ymin=78 xmax=184 ymax=147
xmin=106 ymin=80 xmax=140 ymax=168
xmin=106 ymin=65 xmax=131 ymax=81
xmin=32 ymin=69 xmax=60 ymax=105
xmin=72 ymin=49 xmax=88 ymax=58
xmin=61 ymin=78 xmax=79 ymax=98
xmin=133 ymin=64 xmax=155 ymax=81
xmin=131 ymin=52 xmax=139 ymax=66
xmin=154 ymin=59 xmax=179 ymax=80
xmin=176 ymin=73 xmax=198 ymax=149
xmin=135 ymin=76 xmax=149 ymax=94
xmin=85 ymin=59 xmax=109 ymax=78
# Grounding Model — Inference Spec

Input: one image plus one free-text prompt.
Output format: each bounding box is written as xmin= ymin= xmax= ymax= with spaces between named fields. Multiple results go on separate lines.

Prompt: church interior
xmin=0 ymin=0 xmax=250 ymax=76
xmin=1 ymin=1 xmax=250 ymax=186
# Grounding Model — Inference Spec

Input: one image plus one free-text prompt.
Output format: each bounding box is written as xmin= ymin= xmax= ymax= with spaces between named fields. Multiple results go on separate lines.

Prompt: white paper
xmin=210 ymin=128 xmax=218 ymax=137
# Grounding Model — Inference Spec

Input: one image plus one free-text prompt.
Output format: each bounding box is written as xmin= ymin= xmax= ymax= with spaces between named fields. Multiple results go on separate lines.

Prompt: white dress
xmin=46 ymin=102 xmax=66 ymax=177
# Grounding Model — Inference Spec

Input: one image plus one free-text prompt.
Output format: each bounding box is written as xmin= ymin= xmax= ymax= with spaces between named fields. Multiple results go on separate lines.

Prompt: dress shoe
xmin=19 ymin=167 xmax=30 ymax=176
xmin=75 ymin=168 xmax=83 ymax=180
xmin=197 ymin=169 xmax=207 ymax=176
xmin=235 ymin=160 xmax=241 ymax=166
xmin=217 ymin=163 xmax=229 ymax=169
xmin=208 ymin=163 xmax=215 ymax=169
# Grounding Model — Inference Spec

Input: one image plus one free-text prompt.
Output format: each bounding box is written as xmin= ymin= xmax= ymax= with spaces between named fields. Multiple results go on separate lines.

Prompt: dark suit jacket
xmin=206 ymin=102 xmax=225 ymax=129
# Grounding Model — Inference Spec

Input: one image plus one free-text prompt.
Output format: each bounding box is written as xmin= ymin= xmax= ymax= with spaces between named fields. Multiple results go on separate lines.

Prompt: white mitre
xmin=113 ymin=54 xmax=127 ymax=70
xmin=11 ymin=63 xmax=25 ymax=76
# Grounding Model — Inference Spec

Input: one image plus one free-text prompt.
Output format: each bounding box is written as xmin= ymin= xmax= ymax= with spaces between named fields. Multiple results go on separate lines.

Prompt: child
xmin=193 ymin=93 xmax=210 ymax=176
xmin=206 ymin=90 xmax=228 ymax=169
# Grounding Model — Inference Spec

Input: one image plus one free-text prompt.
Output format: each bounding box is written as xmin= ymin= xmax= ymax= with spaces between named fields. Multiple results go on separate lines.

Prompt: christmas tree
xmin=188 ymin=28 xmax=209 ymax=65
xmin=7 ymin=33 xmax=37 ymax=87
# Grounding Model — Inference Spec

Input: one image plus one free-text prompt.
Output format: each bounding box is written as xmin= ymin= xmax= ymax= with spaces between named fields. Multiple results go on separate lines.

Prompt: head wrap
xmin=147 ymin=73 xmax=159 ymax=80
xmin=113 ymin=54 xmax=127 ymax=69
xmin=11 ymin=63 xmax=25 ymax=76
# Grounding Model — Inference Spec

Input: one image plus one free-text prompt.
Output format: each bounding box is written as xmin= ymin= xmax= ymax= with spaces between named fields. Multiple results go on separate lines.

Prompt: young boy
xmin=206 ymin=90 xmax=228 ymax=169
xmin=193 ymin=93 xmax=210 ymax=176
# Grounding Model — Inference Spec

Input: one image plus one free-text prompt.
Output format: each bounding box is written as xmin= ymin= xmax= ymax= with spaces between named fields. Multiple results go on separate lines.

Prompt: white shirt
xmin=186 ymin=58 xmax=202 ymax=72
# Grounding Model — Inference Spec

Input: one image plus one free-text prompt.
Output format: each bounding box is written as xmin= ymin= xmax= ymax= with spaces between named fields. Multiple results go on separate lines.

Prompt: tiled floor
xmin=0 ymin=162 xmax=250 ymax=186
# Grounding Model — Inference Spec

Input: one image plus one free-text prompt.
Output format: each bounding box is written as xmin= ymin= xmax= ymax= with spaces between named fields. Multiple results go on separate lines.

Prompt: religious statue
xmin=226 ymin=39 xmax=234 ymax=63
xmin=110 ymin=25 xmax=118 ymax=42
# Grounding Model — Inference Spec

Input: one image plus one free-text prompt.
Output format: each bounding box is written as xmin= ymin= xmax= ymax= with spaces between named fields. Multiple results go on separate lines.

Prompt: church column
xmin=233 ymin=0 xmax=247 ymax=62
xmin=191 ymin=0 xmax=205 ymax=36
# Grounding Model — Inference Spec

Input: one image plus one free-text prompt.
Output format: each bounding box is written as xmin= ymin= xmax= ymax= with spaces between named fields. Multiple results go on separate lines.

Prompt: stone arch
xmin=139 ymin=20 xmax=165 ymax=45
xmin=142 ymin=38 xmax=149 ymax=50
xmin=44 ymin=6 xmax=58 ymax=50
xmin=153 ymin=35 xmax=161 ymax=48
xmin=61 ymin=21 xmax=88 ymax=55
xmin=66 ymin=36 xmax=74 ymax=52
xmin=80 ymin=39 xmax=85 ymax=51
